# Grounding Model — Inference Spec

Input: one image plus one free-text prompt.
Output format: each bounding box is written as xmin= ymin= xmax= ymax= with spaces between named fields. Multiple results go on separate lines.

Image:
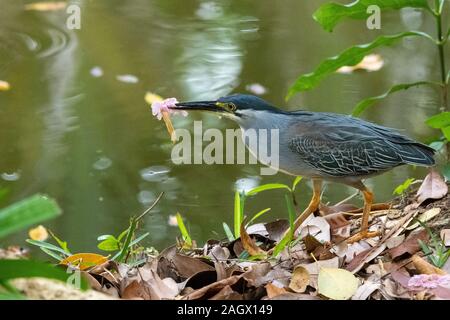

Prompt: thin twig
xmin=137 ymin=192 xmax=164 ymax=222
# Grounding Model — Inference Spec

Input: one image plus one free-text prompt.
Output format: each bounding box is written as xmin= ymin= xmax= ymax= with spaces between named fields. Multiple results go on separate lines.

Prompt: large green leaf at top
xmin=352 ymin=81 xmax=437 ymax=116
xmin=0 ymin=194 xmax=61 ymax=239
xmin=314 ymin=0 xmax=430 ymax=32
xmin=287 ymin=31 xmax=431 ymax=99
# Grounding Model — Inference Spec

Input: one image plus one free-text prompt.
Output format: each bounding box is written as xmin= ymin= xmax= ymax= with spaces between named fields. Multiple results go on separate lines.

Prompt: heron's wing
xmin=288 ymin=131 xmax=403 ymax=177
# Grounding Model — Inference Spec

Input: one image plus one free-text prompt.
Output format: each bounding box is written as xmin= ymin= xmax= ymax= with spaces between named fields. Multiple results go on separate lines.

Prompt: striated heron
xmin=171 ymin=94 xmax=435 ymax=242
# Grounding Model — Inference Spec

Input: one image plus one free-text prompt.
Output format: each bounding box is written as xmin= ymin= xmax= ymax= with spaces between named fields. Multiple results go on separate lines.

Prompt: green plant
xmin=288 ymin=0 xmax=449 ymax=157
xmin=393 ymin=177 xmax=416 ymax=195
xmin=417 ymin=220 xmax=450 ymax=268
xmin=0 ymin=194 xmax=86 ymax=299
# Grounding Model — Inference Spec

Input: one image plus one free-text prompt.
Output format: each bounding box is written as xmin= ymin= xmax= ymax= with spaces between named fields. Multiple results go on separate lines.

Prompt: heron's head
xmin=170 ymin=94 xmax=280 ymax=121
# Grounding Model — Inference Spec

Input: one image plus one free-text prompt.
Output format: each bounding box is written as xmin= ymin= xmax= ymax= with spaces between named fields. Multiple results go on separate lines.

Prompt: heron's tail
xmin=398 ymin=143 xmax=435 ymax=166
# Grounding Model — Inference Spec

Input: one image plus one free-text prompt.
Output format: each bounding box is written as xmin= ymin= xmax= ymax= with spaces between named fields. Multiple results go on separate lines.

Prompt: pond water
xmin=0 ymin=0 xmax=442 ymax=252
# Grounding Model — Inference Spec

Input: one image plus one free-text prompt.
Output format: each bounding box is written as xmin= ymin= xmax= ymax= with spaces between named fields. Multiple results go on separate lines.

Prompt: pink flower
xmin=408 ymin=274 xmax=450 ymax=289
xmin=151 ymin=98 xmax=187 ymax=120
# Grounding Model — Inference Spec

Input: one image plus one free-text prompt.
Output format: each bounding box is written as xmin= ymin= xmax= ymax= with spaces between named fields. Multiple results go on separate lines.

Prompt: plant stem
xmin=435 ymin=0 xmax=448 ymax=111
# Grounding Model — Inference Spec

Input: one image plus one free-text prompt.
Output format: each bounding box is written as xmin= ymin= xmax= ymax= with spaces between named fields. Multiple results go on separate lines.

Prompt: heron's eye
xmin=227 ymin=103 xmax=237 ymax=112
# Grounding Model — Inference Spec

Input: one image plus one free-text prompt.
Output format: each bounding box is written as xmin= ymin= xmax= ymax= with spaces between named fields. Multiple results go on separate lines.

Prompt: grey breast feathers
xmin=286 ymin=112 xmax=435 ymax=178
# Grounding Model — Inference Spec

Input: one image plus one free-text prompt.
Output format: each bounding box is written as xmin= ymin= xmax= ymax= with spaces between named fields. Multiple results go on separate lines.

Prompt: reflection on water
xmin=0 ymin=0 xmax=440 ymax=251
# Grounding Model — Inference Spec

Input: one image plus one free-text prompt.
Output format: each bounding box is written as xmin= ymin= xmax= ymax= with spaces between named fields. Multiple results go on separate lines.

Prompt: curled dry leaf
xmin=24 ymin=2 xmax=67 ymax=11
xmin=318 ymin=267 xmax=359 ymax=300
xmin=351 ymin=281 xmax=380 ymax=300
xmin=0 ymin=80 xmax=10 ymax=91
xmin=411 ymin=255 xmax=447 ymax=275
xmin=298 ymin=216 xmax=330 ymax=242
xmin=265 ymin=282 xmax=287 ymax=299
xmin=28 ymin=225 xmax=49 ymax=241
xmin=324 ymin=212 xmax=351 ymax=240
xmin=416 ymin=169 xmax=448 ymax=205
xmin=240 ymin=221 xmax=267 ymax=258
xmin=406 ymin=208 xmax=441 ymax=231
xmin=336 ymin=54 xmax=384 ymax=74
xmin=289 ymin=266 xmax=310 ymax=293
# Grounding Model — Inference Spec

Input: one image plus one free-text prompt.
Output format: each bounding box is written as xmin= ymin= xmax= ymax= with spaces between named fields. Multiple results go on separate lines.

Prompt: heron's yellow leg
xmin=346 ymin=186 xmax=379 ymax=243
xmin=283 ymin=179 xmax=322 ymax=239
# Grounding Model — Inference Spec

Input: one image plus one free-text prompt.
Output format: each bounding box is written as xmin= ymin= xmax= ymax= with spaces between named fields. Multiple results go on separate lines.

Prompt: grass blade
xmin=176 ymin=213 xmax=193 ymax=247
xmin=246 ymin=183 xmax=291 ymax=196
xmin=247 ymin=208 xmax=271 ymax=226
xmin=26 ymin=239 xmax=71 ymax=256
xmin=234 ymin=191 xmax=242 ymax=238
xmin=223 ymin=222 xmax=235 ymax=241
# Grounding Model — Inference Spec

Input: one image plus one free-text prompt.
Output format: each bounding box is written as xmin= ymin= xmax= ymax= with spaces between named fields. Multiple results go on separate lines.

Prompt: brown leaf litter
xmin=2 ymin=171 xmax=449 ymax=300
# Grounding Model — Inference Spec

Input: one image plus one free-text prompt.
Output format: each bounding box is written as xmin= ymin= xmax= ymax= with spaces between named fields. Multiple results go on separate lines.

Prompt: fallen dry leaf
xmin=385 ymin=235 xmax=405 ymax=249
xmin=337 ymin=54 xmax=384 ymax=74
xmin=318 ymin=267 xmax=359 ymax=300
xmin=406 ymin=208 xmax=441 ymax=230
xmin=324 ymin=212 xmax=351 ymax=240
xmin=60 ymin=253 xmax=108 ymax=271
xmin=0 ymin=80 xmax=10 ymax=91
xmin=389 ymin=229 xmax=428 ymax=259
xmin=183 ymin=275 xmax=242 ymax=300
xmin=157 ymin=246 xmax=214 ymax=280
xmin=265 ymin=283 xmax=287 ymax=299
xmin=28 ymin=225 xmax=49 ymax=241
xmin=24 ymin=2 xmax=67 ymax=11
xmin=411 ymin=255 xmax=447 ymax=275
xmin=416 ymin=169 xmax=448 ymax=205
xmin=352 ymin=281 xmax=380 ymax=300
xmin=440 ymin=229 xmax=450 ymax=247
xmin=240 ymin=221 xmax=267 ymax=258
xmin=298 ymin=216 xmax=330 ymax=242
xmin=289 ymin=266 xmax=310 ymax=293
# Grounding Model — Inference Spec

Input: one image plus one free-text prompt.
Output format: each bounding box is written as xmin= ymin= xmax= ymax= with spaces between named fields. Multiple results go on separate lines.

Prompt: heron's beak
xmin=170 ymin=100 xmax=223 ymax=113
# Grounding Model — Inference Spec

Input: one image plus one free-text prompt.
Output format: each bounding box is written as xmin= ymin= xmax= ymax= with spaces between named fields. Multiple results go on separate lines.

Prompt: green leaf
xmin=128 ymin=232 xmax=150 ymax=248
xmin=0 ymin=292 xmax=26 ymax=300
xmin=426 ymin=112 xmax=450 ymax=129
xmin=222 ymin=222 xmax=235 ymax=241
xmin=48 ymin=230 xmax=70 ymax=254
xmin=393 ymin=178 xmax=416 ymax=195
xmin=176 ymin=213 xmax=192 ymax=247
xmin=287 ymin=32 xmax=432 ymax=99
xmin=314 ymin=0 xmax=430 ymax=32
xmin=0 ymin=259 xmax=88 ymax=290
xmin=247 ymin=208 xmax=271 ymax=226
xmin=352 ymin=81 xmax=436 ymax=116
xmin=97 ymin=234 xmax=116 ymax=241
xmin=114 ymin=217 xmax=138 ymax=262
xmin=234 ymin=191 xmax=242 ymax=238
xmin=40 ymin=247 xmax=65 ymax=261
xmin=26 ymin=239 xmax=70 ymax=257
xmin=272 ymin=232 xmax=292 ymax=258
xmin=292 ymin=176 xmax=303 ymax=191
xmin=442 ymin=126 xmax=450 ymax=141
xmin=0 ymin=194 xmax=61 ymax=239
xmin=285 ymin=194 xmax=296 ymax=240
xmin=97 ymin=238 xmax=120 ymax=252
xmin=246 ymin=183 xmax=291 ymax=196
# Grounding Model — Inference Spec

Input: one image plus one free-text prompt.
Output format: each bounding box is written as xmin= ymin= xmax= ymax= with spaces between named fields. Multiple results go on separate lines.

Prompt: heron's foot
xmin=346 ymin=230 xmax=379 ymax=244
